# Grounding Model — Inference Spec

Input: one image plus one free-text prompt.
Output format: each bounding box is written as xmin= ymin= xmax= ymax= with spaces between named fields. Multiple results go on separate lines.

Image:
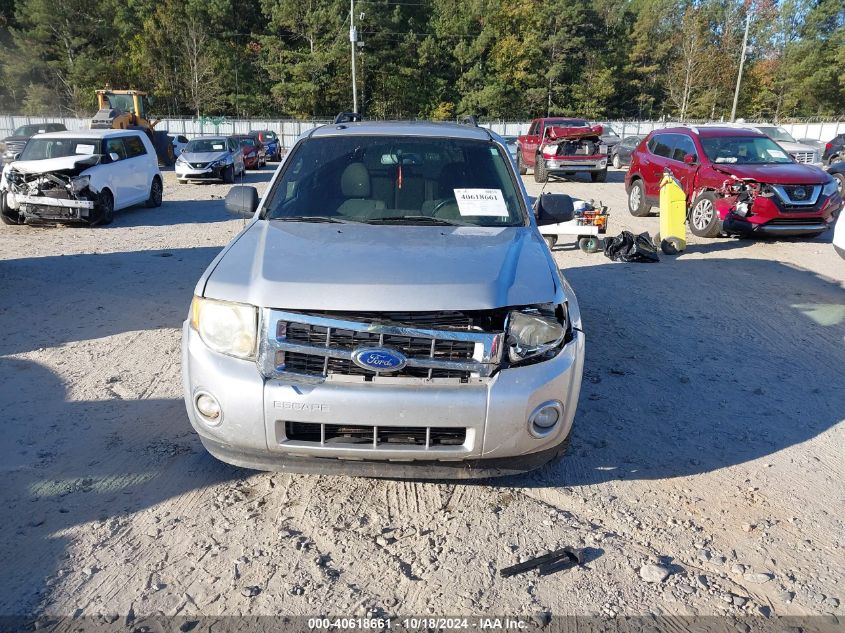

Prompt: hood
xmin=203 ymin=222 xmax=562 ymax=312
xmin=711 ymin=162 xmax=829 ymax=185
xmin=3 ymin=135 xmax=28 ymax=143
xmin=181 ymin=151 xmax=229 ymax=163
xmin=9 ymin=154 xmax=100 ymax=175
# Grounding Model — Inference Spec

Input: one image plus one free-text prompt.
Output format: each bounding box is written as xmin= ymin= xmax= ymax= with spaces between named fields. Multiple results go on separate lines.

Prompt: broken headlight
xmin=190 ymin=296 xmax=258 ymax=360
xmin=540 ymin=143 xmax=560 ymax=156
xmin=506 ymin=306 xmax=568 ymax=363
xmin=71 ymin=176 xmax=90 ymax=193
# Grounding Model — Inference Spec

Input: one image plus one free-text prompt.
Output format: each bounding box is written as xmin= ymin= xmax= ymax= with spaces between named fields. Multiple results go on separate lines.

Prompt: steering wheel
xmin=432 ymin=197 xmax=457 ymax=214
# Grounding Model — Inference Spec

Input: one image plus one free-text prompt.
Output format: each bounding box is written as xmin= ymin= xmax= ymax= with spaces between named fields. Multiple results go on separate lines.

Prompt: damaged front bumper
xmin=5 ymin=191 xmax=95 ymax=223
xmin=544 ymin=156 xmax=608 ymax=173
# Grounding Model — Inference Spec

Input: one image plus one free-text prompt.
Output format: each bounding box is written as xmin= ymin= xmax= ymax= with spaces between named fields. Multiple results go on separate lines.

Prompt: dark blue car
xmin=249 ymin=130 xmax=282 ymax=161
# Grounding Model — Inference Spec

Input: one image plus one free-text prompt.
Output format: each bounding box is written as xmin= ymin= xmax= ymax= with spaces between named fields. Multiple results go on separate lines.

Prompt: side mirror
xmin=109 ymin=152 xmax=120 ymax=162
xmin=13 ymin=153 xmax=21 ymax=161
xmin=535 ymin=193 xmax=574 ymax=226
xmin=683 ymin=154 xmax=697 ymax=165
xmin=225 ymin=185 xmax=259 ymax=217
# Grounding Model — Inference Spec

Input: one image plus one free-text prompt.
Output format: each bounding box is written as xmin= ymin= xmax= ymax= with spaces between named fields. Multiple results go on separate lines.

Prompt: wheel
xmin=94 ymin=189 xmax=114 ymax=226
xmin=153 ymin=131 xmax=175 ymax=167
xmin=612 ymin=154 xmax=622 ymax=169
xmin=223 ymin=164 xmax=235 ymax=184
xmin=627 ymin=179 xmax=651 ymax=217
xmin=661 ymin=237 xmax=683 ymax=255
xmin=517 ymin=151 xmax=527 ymax=175
xmin=145 ymin=176 xmax=163 ymax=208
xmin=533 ymin=154 xmax=548 ymax=183
xmin=591 ymin=168 xmax=607 ymax=183
xmin=543 ymin=235 xmax=557 ymax=250
xmin=833 ymin=173 xmax=845 ymax=196
xmin=578 ymin=236 xmax=600 ymax=253
xmin=689 ymin=191 xmax=722 ymax=238
xmin=0 ymin=192 xmax=21 ymax=225
xmin=827 ymin=154 xmax=840 ymax=166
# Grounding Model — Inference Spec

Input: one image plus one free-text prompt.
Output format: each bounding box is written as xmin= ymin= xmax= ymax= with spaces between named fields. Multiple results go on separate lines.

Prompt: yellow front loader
xmin=90 ymin=89 xmax=175 ymax=165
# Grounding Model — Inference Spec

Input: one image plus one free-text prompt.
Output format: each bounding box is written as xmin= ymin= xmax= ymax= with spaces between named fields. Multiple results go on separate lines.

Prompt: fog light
xmin=528 ymin=400 xmax=563 ymax=438
xmin=195 ymin=392 xmax=222 ymax=424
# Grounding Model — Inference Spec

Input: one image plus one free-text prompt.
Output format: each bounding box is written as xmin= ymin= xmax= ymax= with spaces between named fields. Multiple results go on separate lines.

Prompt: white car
xmin=0 ymin=129 xmax=162 ymax=226
xmin=835 ymin=213 xmax=845 ymax=259
xmin=171 ymin=134 xmax=190 ymax=158
xmin=713 ymin=123 xmax=822 ymax=165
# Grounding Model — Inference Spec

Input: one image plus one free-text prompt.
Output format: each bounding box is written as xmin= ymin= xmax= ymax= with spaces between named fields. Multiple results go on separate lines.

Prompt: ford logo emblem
xmin=351 ymin=347 xmax=407 ymax=373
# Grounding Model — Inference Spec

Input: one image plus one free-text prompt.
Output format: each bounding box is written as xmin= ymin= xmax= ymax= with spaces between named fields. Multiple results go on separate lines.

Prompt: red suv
xmin=624 ymin=126 xmax=842 ymax=238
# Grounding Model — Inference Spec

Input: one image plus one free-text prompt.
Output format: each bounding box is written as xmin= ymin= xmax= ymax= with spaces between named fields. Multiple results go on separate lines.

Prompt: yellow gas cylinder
xmin=658 ymin=171 xmax=687 ymax=254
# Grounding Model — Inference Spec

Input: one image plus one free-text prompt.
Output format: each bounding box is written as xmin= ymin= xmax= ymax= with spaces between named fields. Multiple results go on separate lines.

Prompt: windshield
xmin=185 ymin=139 xmax=228 ymax=153
xmin=13 ymin=124 xmax=48 ymax=136
xmin=603 ymin=125 xmax=619 ymax=137
xmin=701 ymin=136 xmax=794 ymax=164
xmin=756 ymin=127 xmax=796 ymax=144
xmin=547 ymin=119 xmax=588 ymax=127
xmin=238 ymin=138 xmax=257 ymax=147
xmin=19 ymin=138 xmax=100 ymax=160
xmin=263 ymin=136 xmax=526 ymax=226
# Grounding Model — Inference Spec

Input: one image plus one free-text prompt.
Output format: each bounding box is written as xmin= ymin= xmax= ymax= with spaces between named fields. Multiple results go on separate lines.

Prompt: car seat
xmin=336 ymin=162 xmax=386 ymax=219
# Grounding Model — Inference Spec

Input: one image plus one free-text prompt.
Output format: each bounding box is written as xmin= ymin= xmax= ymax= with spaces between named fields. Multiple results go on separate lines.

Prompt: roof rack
xmin=334 ymin=112 xmax=363 ymax=124
xmin=458 ymin=115 xmax=479 ymax=127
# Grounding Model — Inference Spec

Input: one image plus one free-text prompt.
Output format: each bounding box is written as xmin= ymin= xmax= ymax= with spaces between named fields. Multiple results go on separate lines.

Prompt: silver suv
xmin=182 ymin=121 xmax=585 ymax=479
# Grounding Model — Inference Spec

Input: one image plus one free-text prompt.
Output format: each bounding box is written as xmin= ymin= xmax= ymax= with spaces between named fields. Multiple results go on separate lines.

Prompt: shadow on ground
xmin=1 ymin=251 xmax=843 ymax=614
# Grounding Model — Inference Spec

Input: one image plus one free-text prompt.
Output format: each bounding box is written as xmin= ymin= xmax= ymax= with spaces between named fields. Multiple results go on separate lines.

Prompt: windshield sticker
xmin=714 ymin=157 xmax=737 ymax=163
xmin=75 ymin=144 xmax=96 ymax=155
xmin=454 ymin=188 xmax=509 ymax=217
xmin=212 ymin=143 xmax=225 ymax=151
xmin=766 ymin=149 xmax=787 ymax=159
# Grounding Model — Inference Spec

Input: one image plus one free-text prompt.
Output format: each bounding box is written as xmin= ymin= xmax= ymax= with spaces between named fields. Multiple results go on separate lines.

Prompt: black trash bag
xmin=603 ymin=230 xmax=660 ymax=263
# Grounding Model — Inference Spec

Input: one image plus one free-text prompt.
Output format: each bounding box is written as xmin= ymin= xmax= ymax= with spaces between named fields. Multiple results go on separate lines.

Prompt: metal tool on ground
xmin=541 ymin=199 xmax=609 ymax=253
xmin=655 ymin=170 xmax=687 ymax=254
xmin=500 ymin=546 xmax=584 ymax=577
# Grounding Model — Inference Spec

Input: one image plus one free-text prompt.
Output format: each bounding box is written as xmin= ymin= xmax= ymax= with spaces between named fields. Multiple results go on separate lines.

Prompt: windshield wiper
xmin=364 ymin=215 xmax=467 ymax=226
xmin=271 ymin=215 xmax=357 ymax=224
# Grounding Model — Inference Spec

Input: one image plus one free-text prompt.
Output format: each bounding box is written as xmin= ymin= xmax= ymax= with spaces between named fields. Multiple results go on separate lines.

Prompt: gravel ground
xmin=0 ymin=164 xmax=843 ymax=626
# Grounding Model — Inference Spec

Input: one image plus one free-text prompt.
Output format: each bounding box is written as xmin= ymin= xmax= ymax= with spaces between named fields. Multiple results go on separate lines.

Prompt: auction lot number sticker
xmin=453 ymin=188 xmax=509 ymax=217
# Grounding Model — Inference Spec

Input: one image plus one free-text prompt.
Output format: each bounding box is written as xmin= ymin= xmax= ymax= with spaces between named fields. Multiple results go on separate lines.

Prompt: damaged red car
xmin=625 ymin=126 xmax=842 ymax=238
xmin=516 ymin=118 xmax=609 ymax=183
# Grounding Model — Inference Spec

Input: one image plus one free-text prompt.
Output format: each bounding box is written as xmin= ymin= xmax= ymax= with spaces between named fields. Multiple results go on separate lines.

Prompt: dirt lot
xmin=1 ymin=164 xmax=843 ymax=627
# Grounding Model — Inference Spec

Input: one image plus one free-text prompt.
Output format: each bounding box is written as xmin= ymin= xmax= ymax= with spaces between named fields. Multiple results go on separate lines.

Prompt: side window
xmin=228 ymin=138 xmax=237 ymax=152
xmin=672 ymin=135 xmax=697 ymax=162
xmin=649 ymin=135 xmax=672 ymax=158
xmin=178 ymin=136 xmax=188 ymax=143
xmin=528 ymin=122 xmax=537 ymax=136
xmin=105 ymin=138 xmax=127 ymax=161
xmin=123 ymin=135 xmax=146 ymax=158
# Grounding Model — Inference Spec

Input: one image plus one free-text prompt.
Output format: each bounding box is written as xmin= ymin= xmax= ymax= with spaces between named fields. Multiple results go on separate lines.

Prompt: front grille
xmin=5 ymin=140 xmax=26 ymax=154
xmin=782 ymin=185 xmax=813 ymax=201
xmin=284 ymin=421 xmax=466 ymax=448
xmin=190 ymin=162 xmax=209 ymax=169
xmin=260 ymin=309 xmax=502 ymax=383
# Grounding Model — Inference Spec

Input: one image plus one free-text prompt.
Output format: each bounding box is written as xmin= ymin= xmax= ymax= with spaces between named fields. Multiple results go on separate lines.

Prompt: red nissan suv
xmin=624 ymin=126 xmax=842 ymax=238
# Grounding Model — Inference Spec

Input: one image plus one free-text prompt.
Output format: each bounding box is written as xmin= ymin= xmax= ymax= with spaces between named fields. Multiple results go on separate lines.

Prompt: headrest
xmin=341 ymin=162 xmax=370 ymax=198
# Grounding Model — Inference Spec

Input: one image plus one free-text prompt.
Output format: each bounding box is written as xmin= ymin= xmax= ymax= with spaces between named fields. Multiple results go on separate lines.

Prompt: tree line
xmin=0 ymin=0 xmax=842 ymax=121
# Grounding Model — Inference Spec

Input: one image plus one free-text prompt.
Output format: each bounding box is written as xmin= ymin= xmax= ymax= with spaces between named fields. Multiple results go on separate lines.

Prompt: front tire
xmin=223 ymin=164 xmax=235 ymax=184
xmin=627 ymin=179 xmax=651 ymax=217
xmin=0 ymin=192 xmax=21 ymax=225
xmin=832 ymin=172 xmax=845 ymax=196
xmin=543 ymin=235 xmax=558 ymax=250
xmin=517 ymin=151 xmax=527 ymax=175
xmin=612 ymin=154 xmax=622 ymax=169
xmin=591 ymin=168 xmax=607 ymax=183
xmin=688 ymin=191 xmax=722 ymax=238
xmin=533 ymin=155 xmax=548 ymax=183
xmin=145 ymin=176 xmax=163 ymax=208
xmin=94 ymin=189 xmax=114 ymax=226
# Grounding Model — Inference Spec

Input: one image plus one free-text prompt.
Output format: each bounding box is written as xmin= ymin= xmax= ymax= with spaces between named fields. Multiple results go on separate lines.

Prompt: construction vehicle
xmin=90 ymin=89 xmax=175 ymax=166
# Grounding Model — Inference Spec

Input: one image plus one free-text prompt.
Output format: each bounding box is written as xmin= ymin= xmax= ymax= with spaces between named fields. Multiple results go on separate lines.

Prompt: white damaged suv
xmin=0 ymin=129 xmax=162 ymax=226
xmin=183 ymin=120 xmax=585 ymax=479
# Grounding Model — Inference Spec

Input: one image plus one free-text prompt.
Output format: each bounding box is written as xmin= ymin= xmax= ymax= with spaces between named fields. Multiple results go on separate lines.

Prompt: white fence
xmin=2 ymin=114 xmax=844 ymax=148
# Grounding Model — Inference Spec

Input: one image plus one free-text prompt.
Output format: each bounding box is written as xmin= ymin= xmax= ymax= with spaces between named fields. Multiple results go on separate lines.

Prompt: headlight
xmin=541 ymin=143 xmax=559 ymax=156
xmin=176 ymin=155 xmax=187 ymax=165
xmin=207 ymin=160 xmax=219 ymax=168
xmin=507 ymin=307 xmax=567 ymax=363
xmin=70 ymin=176 xmax=90 ymax=193
xmin=190 ymin=296 xmax=258 ymax=359
xmin=822 ymin=178 xmax=838 ymax=196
